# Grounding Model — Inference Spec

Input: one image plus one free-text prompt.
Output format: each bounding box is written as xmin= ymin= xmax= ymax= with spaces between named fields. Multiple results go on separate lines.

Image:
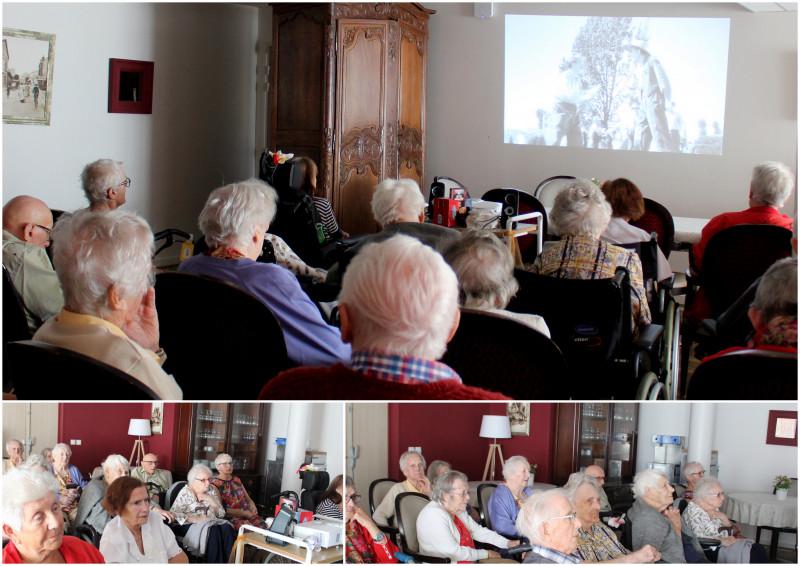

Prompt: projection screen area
xmin=504 ymin=15 xmax=731 ymax=154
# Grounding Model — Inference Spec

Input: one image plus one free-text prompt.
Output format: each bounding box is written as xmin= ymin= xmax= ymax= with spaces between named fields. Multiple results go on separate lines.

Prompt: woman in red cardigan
xmin=344 ymin=476 xmax=399 ymax=564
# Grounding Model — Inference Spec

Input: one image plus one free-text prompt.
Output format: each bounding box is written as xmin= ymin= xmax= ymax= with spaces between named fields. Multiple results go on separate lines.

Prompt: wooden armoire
xmin=268 ymin=3 xmax=434 ymax=236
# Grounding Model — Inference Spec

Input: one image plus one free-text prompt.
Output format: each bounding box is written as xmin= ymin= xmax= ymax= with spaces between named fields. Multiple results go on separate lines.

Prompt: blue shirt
xmin=488 ymin=483 xmax=533 ymax=537
xmin=178 ymin=254 xmax=350 ymax=367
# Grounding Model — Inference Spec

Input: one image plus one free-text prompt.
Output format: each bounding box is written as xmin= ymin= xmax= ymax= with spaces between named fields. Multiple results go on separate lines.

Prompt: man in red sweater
xmin=259 ymin=234 xmax=509 ymax=400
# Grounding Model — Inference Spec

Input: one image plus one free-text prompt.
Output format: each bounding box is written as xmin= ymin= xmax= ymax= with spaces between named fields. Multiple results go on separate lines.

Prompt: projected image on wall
xmin=505 ymin=15 xmax=730 ymax=154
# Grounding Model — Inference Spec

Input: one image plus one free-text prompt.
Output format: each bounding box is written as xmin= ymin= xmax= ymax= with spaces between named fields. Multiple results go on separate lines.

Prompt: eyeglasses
xmin=194 ymin=477 xmax=211 ymax=483
xmin=345 ymin=494 xmax=362 ymax=503
xmin=34 ymin=224 xmax=51 ymax=234
xmin=142 ymin=460 xmax=158 ymax=464
xmin=448 ymin=489 xmax=470 ymax=498
xmin=218 ymin=461 xmax=233 ymax=466
xmin=709 ymin=492 xmax=724 ymax=498
xmin=689 ymin=470 xmax=706 ymax=476
xmin=112 ymin=177 xmax=131 ymax=189
xmin=547 ymin=512 xmax=577 ymax=523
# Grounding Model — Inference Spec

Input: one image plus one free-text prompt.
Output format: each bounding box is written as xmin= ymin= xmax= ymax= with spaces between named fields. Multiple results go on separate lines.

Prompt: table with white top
xmin=722 ymin=492 xmax=798 ymax=560
xmin=673 ymin=216 xmax=710 ymax=248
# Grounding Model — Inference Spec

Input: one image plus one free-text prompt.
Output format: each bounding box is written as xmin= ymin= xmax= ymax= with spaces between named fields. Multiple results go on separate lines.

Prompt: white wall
xmin=2 ymin=3 xmax=259 ymax=241
xmin=636 ymin=402 xmax=798 ymax=493
xmin=425 ymin=3 xmax=798 ymax=220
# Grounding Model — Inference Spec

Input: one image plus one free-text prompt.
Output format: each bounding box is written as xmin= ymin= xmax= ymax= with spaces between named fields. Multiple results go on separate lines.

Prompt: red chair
xmin=629 ymin=198 xmax=677 ymax=259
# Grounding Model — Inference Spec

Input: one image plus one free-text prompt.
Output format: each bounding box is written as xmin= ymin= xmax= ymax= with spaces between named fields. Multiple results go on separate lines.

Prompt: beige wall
xmin=347 ymin=403 xmax=389 ymax=509
xmin=2 ymin=403 xmax=59 ymax=460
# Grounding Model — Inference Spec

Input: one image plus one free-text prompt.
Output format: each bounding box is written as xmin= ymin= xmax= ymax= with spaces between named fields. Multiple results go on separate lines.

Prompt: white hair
xmin=5 ymin=438 xmax=22 ymax=453
xmin=502 ymin=455 xmax=529 ymax=480
xmin=52 ymin=443 xmax=71 ymax=458
xmin=563 ymin=472 xmax=600 ymax=505
xmin=102 ymin=454 xmax=130 ymax=475
xmin=371 ymin=178 xmax=426 ymax=226
xmin=751 ymin=161 xmax=794 ymax=207
xmin=443 ymin=230 xmax=519 ymax=309
xmin=199 ymin=179 xmax=278 ymax=250
xmin=550 ymin=179 xmax=612 ymax=237
xmin=339 ymin=234 xmax=459 ymax=360
xmin=426 ymin=460 xmax=452 ymax=485
xmin=752 ymin=258 xmax=797 ymax=322
xmin=683 ymin=461 xmax=703 ymax=483
xmin=21 ymin=454 xmax=49 ymax=471
xmin=214 ymin=453 xmax=232 ymax=468
xmin=431 ymin=470 xmax=469 ymax=503
xmin=51 ymin=210 xmax=154 ymax=318
xmin=516 ymin=488 xmax=571 ymax=546
xmin=188 ymin=463 xmax=213 ymax=484
xmin=693 ymin=476 xmax=722 ymax=503
xmin=2 ymin=467 xmax=59 ymax=531
xmin=632 ymin=468 xmax=667 ymax=499
xmin=399 ymin=450 xmax=427 ymax=474
xmin=81 ymin=158 xmax=126 ymax=206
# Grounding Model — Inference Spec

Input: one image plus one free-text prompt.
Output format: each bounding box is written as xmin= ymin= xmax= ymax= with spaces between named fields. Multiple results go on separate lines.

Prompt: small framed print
xmin=766 ymin=410 xmax=797 ymax=447
xmin=3 ymin=28 xmax=55 ymax=125
xmin=507 ymin=402 xmax=530 ymax=436
xmin=109 ymin=58 xmax=154 ymax=114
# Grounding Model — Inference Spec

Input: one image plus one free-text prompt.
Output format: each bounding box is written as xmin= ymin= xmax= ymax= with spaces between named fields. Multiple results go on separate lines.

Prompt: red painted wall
xmin=387 ymin=403 xmax=556 ymax=484
xmin=57 ymin=403 xmax=180 ymax=475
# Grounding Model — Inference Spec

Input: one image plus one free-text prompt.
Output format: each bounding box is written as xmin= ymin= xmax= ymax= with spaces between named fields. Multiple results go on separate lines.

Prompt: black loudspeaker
xmin=267 ymin=505 xmax=294 ymax=546
xmin=499 ymin=190 xmax=519 ymax=228
xmin=429 ymin=180 xmax=446 ymax=215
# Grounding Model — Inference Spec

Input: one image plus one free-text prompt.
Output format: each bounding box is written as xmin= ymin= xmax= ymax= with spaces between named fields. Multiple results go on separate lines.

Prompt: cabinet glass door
xmin=192 ymin=403 xmax=229 ymax=469
xmin=578 ymin=403 xmax=608 ymax=471
xmin=229 ymin=403 xmax=261 ymax=473
xmin=609 ymin=403 xmax=636 ymax=479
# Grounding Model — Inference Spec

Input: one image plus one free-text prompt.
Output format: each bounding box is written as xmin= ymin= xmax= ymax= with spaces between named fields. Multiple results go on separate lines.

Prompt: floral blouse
xmin=211 ymin=476 xmax=267 ymax=531
xmin=169 ymin=484 xmax=226 ymax=525
xmin=683 ymin=501 xmax=729 ymax=539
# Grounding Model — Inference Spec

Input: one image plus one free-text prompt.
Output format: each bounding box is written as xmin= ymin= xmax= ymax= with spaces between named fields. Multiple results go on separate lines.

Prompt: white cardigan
xmin=417 ymin=500 xmax=510 ymax=562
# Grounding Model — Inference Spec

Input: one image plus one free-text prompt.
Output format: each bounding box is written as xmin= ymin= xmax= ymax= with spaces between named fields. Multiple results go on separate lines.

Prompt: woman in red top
xmin=344 ymin=476 xmax=399 ymax=563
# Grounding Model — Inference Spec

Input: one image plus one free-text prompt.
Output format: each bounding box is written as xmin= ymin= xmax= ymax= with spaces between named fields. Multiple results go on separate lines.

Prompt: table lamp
xmin=479 ymin=415 xmax=511 ymax=481
xmin=128 ymin=418 xmax=151 ymax=468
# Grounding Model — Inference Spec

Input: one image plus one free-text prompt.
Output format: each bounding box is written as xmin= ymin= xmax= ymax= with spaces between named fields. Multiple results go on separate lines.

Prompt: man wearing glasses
xmin=131 ymin=453 xmax=173 ymax=508
xmin=80 ymin=158 xmax=130 ymax=212
xmin=517 ymin=489 xmax=582 ymax=564
xmin=679 ymin=462 xmax=706 ymax=501
xmin=2 ymin=194 xmax=64 ymax=333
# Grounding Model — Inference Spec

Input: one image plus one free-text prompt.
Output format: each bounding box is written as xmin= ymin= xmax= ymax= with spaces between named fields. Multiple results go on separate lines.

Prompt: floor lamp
xmin=480 ymin=415 xmax=511 ymax=481
xmin=128 ymin=419 xmax=151 ymax=468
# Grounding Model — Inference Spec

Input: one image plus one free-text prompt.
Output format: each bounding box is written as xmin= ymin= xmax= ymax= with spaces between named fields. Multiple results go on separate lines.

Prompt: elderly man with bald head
xmin=130 ymin=453 xmax=173 ymax=507
xmin=2 ymin=195 xmax=65 ymax=333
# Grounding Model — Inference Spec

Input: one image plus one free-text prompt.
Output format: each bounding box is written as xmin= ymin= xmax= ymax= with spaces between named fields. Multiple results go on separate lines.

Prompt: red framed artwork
xmin=108 ymin=58 xmax=153 ymax=114
xmin=766 ymin=410 xmax=798 ymax=447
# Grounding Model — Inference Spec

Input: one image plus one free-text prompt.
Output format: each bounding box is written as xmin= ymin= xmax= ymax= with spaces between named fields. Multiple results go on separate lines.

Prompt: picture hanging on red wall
xmin=507 ymin=403 xmax=530 ymax=436
xmin=150 ymin=402 xmax=163 ymax=435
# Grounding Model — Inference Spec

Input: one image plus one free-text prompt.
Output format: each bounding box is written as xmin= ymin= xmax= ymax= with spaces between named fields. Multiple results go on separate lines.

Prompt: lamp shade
xmin=128 ymin=419 xmax=152 ymax=437
xmin=479 ymin=415 xmax=511 ymax=439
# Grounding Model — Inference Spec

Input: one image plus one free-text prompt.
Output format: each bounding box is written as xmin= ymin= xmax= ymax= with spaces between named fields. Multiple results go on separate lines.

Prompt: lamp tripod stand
xmin=130 ymin=439 xmax=146 ymax=468
xmin=482 ymin=441 xmax=506 ymax=481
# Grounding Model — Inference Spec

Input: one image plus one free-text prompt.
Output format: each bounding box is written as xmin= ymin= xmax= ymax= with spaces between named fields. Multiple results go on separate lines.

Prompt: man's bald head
xmin=2 ymin=196 xmax=53 ymax=247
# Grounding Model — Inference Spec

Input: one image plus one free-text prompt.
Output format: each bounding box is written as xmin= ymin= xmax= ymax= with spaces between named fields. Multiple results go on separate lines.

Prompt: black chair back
xmin=476 ymin=483 xmax=497 ymax=529
xmin=687 ymin=348 xmax=797 ymax=400
xmin=481 ymin=188 xmax=549 ymax=263
xmin=441 ymin=309 xmax=570 ymax=398
xmin=165 ymin=481 xmax=188 ymax=511
xmin=629 ymin=198 xmax=676 ymax=258
xmin=5 ymin=340 xmax=159 ymax=400
xmin=299 ymin=470 xmax=330 ymax=512
xmin=3 ymin=264 xmax=31 ymax=343
xmin=154 ymin=272 xmax=291 ymax=398
xmin=395 ymin=492 xmax=449 ymax=563
xmin=616 ymin=235 xmax=659 ymax=288
xmin=699 ymin=224 xmax=792 ymax=318
xmin=508 ymin=267 xmax=634 ymax=397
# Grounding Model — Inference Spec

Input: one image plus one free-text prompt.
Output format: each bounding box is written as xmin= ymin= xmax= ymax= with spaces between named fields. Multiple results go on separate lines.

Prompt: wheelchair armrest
xmin=701 ymin=318 xmax=718 ymax=336
xmin=505 ymin=544 xmax=532 ymax=557
xmin=697 ymin=537 xmax=721 ymax=549
xmin=634 ymin=323 xmax=663 ymax=351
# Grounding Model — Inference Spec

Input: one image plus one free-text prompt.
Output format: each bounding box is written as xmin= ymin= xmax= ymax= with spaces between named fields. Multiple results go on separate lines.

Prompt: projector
xmin=293 ymin=520 xmax=344 ymax=548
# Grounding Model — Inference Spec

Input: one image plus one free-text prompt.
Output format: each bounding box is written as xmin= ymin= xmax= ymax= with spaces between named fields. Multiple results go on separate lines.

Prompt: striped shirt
xmin=573 ymin=522 xmax=629 ymax=562
xmin=350 ymin=351 xmax=462 ymax=384
xmin=312 ymin=197 xmax=342 ymax=240
xmin=315 ymin=498 xmax=343 ymax=520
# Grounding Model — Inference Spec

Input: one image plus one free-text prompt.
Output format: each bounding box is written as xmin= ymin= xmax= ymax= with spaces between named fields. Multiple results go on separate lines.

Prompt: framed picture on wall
xmin=507 ymin=402 xmax=530 ymax=436
xmin=2 ymin=28 xmax=55 ymax=125
xmin=150 ymin=402 xmax=164 ymax=435
xmin=766 ymin=409 xmax=797 ymax=447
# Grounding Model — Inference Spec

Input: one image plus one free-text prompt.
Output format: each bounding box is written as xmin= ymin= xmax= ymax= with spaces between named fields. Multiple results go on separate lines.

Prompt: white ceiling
xmin=738 ymin=2 xmax=797 ymax=11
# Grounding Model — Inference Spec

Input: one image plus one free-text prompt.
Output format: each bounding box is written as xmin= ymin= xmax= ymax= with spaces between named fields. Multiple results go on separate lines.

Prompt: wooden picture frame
xmin=150 ymin=402 xmax=164 ymax=435
xmin=108 ymin=58 xmax=154 ymax=114
xmin=507 ymin=402 xmax=530 ymax=436
xmin=3 ymin=28 xmax=56 ymax=125
xmin=766 ymin=410 xmax=797 ymax=447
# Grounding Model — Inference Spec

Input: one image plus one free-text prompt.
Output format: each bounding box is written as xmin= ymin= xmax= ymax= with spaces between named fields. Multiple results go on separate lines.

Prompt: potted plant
xmin=529 ymin=463 xmax=539 ymax=486
xmin=773 ymin=475 xmax=792 ymax=500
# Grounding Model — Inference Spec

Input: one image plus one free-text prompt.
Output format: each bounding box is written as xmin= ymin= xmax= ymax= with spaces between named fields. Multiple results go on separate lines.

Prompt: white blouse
xmin=99 ymin=510 xmax=183 ymax=563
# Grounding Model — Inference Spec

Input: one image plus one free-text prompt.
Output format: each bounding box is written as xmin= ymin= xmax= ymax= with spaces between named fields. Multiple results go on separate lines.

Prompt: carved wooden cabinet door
xmin=334 ymin=19 xmax=399 ymax=236
xmin=397 ymin=20 xmax=427 ymax=188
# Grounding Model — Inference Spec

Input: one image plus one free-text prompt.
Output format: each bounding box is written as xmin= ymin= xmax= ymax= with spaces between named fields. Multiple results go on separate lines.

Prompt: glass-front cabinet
xmin=176 ymin=403 xmax=266 ymax=503
xmin=553 ymin=403 xmax=638 ymax=485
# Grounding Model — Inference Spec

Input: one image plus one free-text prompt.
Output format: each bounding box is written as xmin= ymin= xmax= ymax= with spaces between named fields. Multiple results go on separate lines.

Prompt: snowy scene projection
xmin=504 ymin=15 xmax=730 ymax=154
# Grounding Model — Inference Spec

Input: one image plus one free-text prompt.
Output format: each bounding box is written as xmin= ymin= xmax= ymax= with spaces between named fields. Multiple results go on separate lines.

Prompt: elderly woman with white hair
xmin=530 ymin=179 xmax=651 ymax=331
xmin=444 ymin=230 xmax=550 ymax=337
xmin=178 ymin=178 xmax=350 ymax=367
xmin=373 ymin=450 xmax=431 ymax=527
xmin=20 ymin=454 xmax=50 ymax=473
xmin=488 ymin=455 xmax=534 ymax=537
xmin=683 ymin=477 xmax=767 ymax=563
xmin=627 ymin=468 xmax=708 ymax=564
xmin=81 ymin=158 xmax=129 ymax=212
xmin=516 ymin=488 xmax=581 ymax=563
xmin=2 ymin=468 xmax=105 ymax=563
xmin=169 ymin=463 xmax=235 ymax=563
xmin=32 ymin=210 xmax=182 ymax=399
xmin=418 ymin=471 xmax=520 ymax=562
xmin=4 ymin=438 xmax=25 ymax=472
xmin=50 ymin=443 xmax=87 ymax=531
xmin=211 ymin=453 xmax=266 ymax=531
xmin=564 ymin=472 xmax=660 ymax=563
